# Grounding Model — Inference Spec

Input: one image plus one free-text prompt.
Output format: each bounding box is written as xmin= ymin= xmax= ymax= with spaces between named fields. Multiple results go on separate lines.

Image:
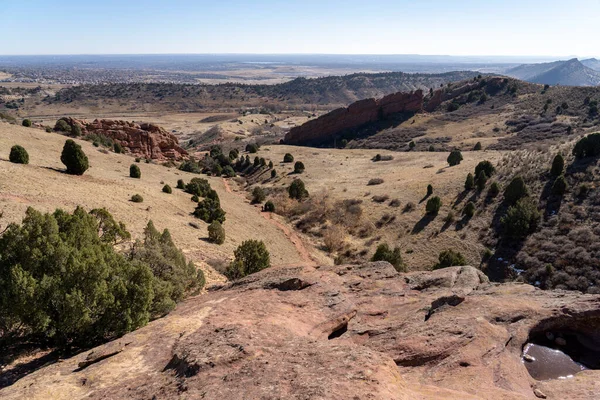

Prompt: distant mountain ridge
xmin=506 ymin=58 xmax=600 ymax=86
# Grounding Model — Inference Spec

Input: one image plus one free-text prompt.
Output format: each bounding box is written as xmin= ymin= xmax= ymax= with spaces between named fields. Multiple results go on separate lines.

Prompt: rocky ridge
xmin=3 ymin=262 xmax=600 ymax=399
xmin=60 ymin=117 xmax=188 ymax=160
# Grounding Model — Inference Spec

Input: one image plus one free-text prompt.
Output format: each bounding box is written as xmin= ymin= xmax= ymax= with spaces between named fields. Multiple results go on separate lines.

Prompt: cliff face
xmin=60 ymin=117 xmax=188 ymax=161
xmin=4 ymin=262 xmax=600 ymax=400
xmin=284 ymin=90 xmax=424 ymax=145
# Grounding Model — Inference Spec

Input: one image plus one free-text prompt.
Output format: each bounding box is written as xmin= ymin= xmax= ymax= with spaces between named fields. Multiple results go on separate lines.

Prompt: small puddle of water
xmin=522 ymin=343 xmax=587 ymax=381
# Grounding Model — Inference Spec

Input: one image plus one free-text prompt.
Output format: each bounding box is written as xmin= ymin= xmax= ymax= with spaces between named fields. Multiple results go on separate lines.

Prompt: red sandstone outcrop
xmin=3 ymin=262 xmax=600 ymax=399
xmin=284 ymin=90 xmax=424 ymax=145
xmin=60 ymin=117 xmax=188 ymax=160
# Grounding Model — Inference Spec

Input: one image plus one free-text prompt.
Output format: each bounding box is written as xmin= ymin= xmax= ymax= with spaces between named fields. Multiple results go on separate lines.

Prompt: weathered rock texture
xmin=3 ymin=263 xmax=600 ymax=399
xmin=284 ymin=90 xmax=424 ymax=145
xmin=61 ymin=117 xmax=188 ymax=160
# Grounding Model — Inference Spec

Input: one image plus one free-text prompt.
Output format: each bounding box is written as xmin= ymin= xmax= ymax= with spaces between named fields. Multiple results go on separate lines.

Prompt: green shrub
xmin=253 ymin=156 xmax=260 ymax=168
xmin=426 ymin=184 xmax=433 ymax=196
xmin=179 ymin=159 xmax=202 ymax=174
xmin=409 ymin=141 xmax=416 ymax=150
xmin=61 ymin=139 xmax=89 ymax=175
xmin=9 ymin=145 xmax=29 ymax=164
xmin=371 ymin=243 xmax=405 ymax=272
xmin=426 ymin=196 xmax=442 ymax=215
xmin=263 ymin=200 xmax=275 ymax=212
xmin=114 ymin=142 xmax=123 ymax=154
xmin=224 ymin=240 xmax=270 ymax=280
xmin=552 ymin=175 xmax=568 ymax=195
xmin=71 ymin=124 xmax=82 ymax=137
xmin=131 ymin=221 xmax=204 ymax=316
xmin=447 ymin=150 xmax=463 ymax=166
xmin=271 ymin=169 xmax=277 ymax=178
xmin=294 ymin=161 xmax=305 ymax=173
xmin=246 ymin=143 xmax=259 ymax=153
xmin=283 ymin=153 xmax=294 ymax=163
xmin=207 ymin=221 xmax=225 ymax=245
xmin=488 ymin=181 xmax=500 ymax=197
xmin=162 ymin=184 xmax=172 ymax=194
xmin=464 ymin=202 xmax=476 ymax=218
xmin=229 ymin=149 xmax=239 ymax=160
xmin=577 ymin=183 xmax=590 ymax=198
xmin=434 ymin=249 xmax=467 ymax=270
xmin=130 ymin=164 xmax=141 ymax=179
xmin=177 ymin=179 xmax=185 ymax=189
xmin=252 ymin=187 xmax=266 ymax=204
xmin=222 ymin=165 xmax=236 ymax=177
xmin=573 ymin=132 xmax=600 ymax=158
xmin=0 ymin=207 xmax=153 ymax=346
xmin=54 ymin=119 xmax=71 ymax=133
xmin=476 ymin=171 xmax=488 ymax=192
xmin=268 ymin=160 xmax=274 ymax=169
xmin=194 ymin=197 xmax=226 ymax=224
xmin=191 ymin=195 xmax=199 ymax=202
xmin=340 ymin=139 xmax=348 ymax=148
xmin=289 ymin=179 xmax=309 ymax=200
xmin=501 ymin=197 xmax=540 ymax=238
xmin=473 ymin=141 xmax=482 ymax=150
xmin=429 ymin=145 xmax=435 ymax=152
xmin=444 ymin=211 xmax=456 ymax=223
xmin=185 ymin=178 xmax=210 ymax=197
xmin=212 ymin=164 xmax=223 ymax=176
xmin=131 ymin=194 xmax=144 ymax=203
xmin=475 ymin=160 xmax=495 ymax=177
xmin=551 ymin=153 xmax=565 ymax=176
xmin=465 ymin=173 xmax=475 ymax=190
xmin=259 ymin=158 xmax=266 ymax=167
xmin=22 ymin=119 xmax=32 ymax=127
xmin=504 ymin=176 xmax=528 ymax=205
xmin=45 ymin=126 xmax=53 ymax=133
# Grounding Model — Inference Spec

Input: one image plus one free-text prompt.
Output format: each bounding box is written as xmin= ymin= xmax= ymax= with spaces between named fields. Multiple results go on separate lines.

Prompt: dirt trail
xmin=222 ymin=178 xmax=317 ymax=266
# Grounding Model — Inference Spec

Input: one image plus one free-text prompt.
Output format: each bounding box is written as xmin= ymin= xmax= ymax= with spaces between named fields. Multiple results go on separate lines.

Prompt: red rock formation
xmin=284 ymin=90 xmax=424 ymax=145
xmin=4 ymin=262 xmax=600 ymax=399
xmin=60 ymin=117 xmax=188 ymax=161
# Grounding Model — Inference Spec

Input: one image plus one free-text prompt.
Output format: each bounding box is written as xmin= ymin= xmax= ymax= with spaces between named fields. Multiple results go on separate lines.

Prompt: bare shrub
xmin=372 ymin=194 xmax=390 ymax=203
xmin=323 ymin=225 xmax=345 ymax=253
xmin=367 ymin=178 xmax=384 ymax=186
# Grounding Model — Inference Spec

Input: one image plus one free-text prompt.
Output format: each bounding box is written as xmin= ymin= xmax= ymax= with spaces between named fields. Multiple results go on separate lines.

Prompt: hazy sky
xmin=4 ymin=0 xmax=599 ymax=56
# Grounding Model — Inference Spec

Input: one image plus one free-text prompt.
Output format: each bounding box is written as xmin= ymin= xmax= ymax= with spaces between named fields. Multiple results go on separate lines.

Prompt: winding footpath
xmin=222 ymin=178 xmax=317 ymax=266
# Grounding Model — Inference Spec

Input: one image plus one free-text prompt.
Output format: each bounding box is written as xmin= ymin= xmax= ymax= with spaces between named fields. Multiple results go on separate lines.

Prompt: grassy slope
xmin=0 ymin=122 xmax=311 ymax=284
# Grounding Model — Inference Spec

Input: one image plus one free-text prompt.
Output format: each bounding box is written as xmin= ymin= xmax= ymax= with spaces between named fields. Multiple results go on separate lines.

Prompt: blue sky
xmin=3 ymin=0 xmax=599 ymax=56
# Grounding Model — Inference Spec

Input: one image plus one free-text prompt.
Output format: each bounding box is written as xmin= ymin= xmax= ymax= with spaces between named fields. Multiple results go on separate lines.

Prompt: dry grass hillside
xmin=0 ymin=122 xmax=320 ymax=284
xmin=244 ymin=144 xmax=504 ymax=269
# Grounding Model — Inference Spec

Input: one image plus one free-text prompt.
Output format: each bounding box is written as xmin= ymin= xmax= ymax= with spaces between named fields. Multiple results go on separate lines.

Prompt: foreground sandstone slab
xmin=2 ymin=263 xmax=600 ymax=399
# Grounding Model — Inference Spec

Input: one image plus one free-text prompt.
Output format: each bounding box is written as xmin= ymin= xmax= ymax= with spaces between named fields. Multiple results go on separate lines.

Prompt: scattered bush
xmin=434 ymin=249 xmax=467 ymax=270
xmin=371 ymin=243 xmax=405 ymax=272
xmin=289 ymin=179 xmax=309 ymax=200
xmin=323 ymin=225 xmax=345 ymax=253
xmin=504 ymin=176 xmax=528 ymax=205
xmin=71 ymin=124 xmax=82 ymax=137
xmin=488 ymin=181 xmax=500 ymax=197
xmin=372 ymin=194 xmax=390 ymax=203
xmin=476 ymin=170 xmax=488 ymax=192
xmin=271 ymin=169 xmax=277 ymax=178
xmin=177 ymin=179 xmax=185 ymax=189
xmin=207 ymin=221 xmax=225 ymax=245
xmin=179 ymin=158 xmax=202 ymax=174
xmin=552 ymin=175 xmax=568 ymax=195
xmin=426 ymin=184 xmax=433 ymax=196
xmin=222 ymin=165 xmax=236 ymax=177
xmin=162 ymin=184 xmax=172 ymax=194
xmin=465 ymin=173 xmax=475 ymax=190
xmin=268 ymin=160 xmax=274 ymax=169
xmin=9 ymin=145 xmax=29 ymax=164
xmin=464 ymin=202 xmax=476 ymax=218
xmin=473 ymin=141 xmax=482 ymax=150
xmin=185 ymin=178 xmax=211 ymax=197
xmin=501 ymin=197 xmax=540 ymax=238
xmin=573 ymin=133 xmax=600 ymax=159
xmin=283 ymin=153 xmax=294 ymax=163
xmin=294 ymin=161 xmax=305 ymax=173
xmin=447 ymin=150 xmax=463 ymax=166
xmin=426 ymin=196 xmax=442 ymax=215
xmin=61 ymin=139 xmax=89 ymax=175
xmin=131 ymin=194 xmax=144 ymax=203
xmin=22 ymin=119 xmax=32 ymax=127
xmin=409 ymin=141 xmax=416 ymax=150
xmin=130 ymin=164 xmax=141 ymax=179
xmin=263 ymin=200 xmax=275 ymax=212
xmin=54 ymin=119 xmax=71 ymax=133
xmin=444 ymin=211 xmax=456 ymax=223
xmin=252 ymin=187 xmax=266 ymax=204
xmin=389 ymin=199 xmax=401 ymax=207
xmin=246 ymin=143 xmax=259 ymax=153
xmin=114 ymin=142 xmax=123 ymax=154
xmin=224 ymin=240 xmax=270 ymax=280
xmin=403 ymin=202 xmax=416 ymax=213
xmin=550 ymin=153 xmax=565 ymax=176
xmin=475 ymin=160 xmax=495 ymax=178
xmin=194 ymin=192 xmax=226 ymax=223
xmin=191 ymin=195 xmax=199 ymax=202
xmin=367 ymin=178 xmax=384 ymax=186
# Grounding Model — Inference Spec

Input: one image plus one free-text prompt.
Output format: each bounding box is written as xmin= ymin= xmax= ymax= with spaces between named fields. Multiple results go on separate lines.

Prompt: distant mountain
xmin=506 ymin=58 xmax=600 ymax=86
xmin=582 ymin=58 xmax=600 ymax=71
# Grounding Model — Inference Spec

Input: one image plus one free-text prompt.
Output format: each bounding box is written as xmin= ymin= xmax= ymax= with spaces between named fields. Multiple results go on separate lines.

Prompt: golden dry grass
xmin=0 ymin=122 xmax=312 ymax=284
xmin=254 ymin=144 xmax=506 ymax=270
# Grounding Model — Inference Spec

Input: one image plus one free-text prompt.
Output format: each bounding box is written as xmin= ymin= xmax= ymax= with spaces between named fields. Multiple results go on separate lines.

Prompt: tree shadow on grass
xmin=411 ymin=214 xmax=435 ymax=234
